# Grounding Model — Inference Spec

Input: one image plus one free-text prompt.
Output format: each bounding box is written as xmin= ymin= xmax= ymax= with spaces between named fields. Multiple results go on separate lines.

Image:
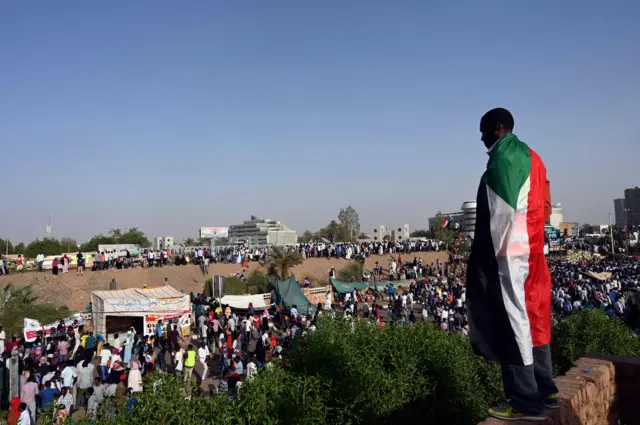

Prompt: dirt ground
xmin=0 ymin=252 xmax=449 ymax=311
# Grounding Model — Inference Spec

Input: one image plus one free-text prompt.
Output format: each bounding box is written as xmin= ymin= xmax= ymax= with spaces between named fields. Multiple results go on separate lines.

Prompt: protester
xmin=466 ymin=108 xmax=556 ymax=421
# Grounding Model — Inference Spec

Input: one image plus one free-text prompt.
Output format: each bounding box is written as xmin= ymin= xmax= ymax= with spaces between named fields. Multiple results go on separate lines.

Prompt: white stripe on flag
xmin=487 ymin=177 xmax=533 ymax=365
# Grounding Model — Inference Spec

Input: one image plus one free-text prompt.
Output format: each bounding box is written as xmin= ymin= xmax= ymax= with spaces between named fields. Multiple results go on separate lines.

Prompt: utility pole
xmin=5 ymin=238 xmax=9 ymax=256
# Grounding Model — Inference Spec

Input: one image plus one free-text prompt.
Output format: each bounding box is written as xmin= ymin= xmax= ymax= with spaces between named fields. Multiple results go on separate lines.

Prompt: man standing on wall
xmin=466 ymin=108 xmax=558 ymax=421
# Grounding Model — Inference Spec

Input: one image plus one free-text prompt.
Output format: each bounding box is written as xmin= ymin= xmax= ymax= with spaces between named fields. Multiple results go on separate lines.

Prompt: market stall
xmin=91 ymin=286 xmax=190 ymax=341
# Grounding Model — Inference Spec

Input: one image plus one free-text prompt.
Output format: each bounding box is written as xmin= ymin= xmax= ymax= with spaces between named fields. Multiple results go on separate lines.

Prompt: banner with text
xmin=199 ymin=227 xmax=229 ymax=239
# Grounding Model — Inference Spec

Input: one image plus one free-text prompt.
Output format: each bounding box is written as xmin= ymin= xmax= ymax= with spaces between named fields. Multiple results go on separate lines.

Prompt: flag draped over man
xmin=466 ymin=108 xmax=558 ymax=421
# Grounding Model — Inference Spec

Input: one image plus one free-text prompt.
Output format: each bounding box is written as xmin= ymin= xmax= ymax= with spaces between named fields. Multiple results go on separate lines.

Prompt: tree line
xmin=0 ymin=227 xmax=152 ymax=259
xmin=297 ymin=205 xmax=362 ymax=243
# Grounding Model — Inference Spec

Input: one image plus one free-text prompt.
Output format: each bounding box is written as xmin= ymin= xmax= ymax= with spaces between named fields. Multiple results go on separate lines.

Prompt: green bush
xmin=224 ymin=276 xmax=248 ymax=295
xmin=0 ymin=283 xmax=71 ymax=336
xmin=204 ymin=273 xmax=270 ymax=298
xmin=337 ymin=261 xmax=364 ymax=282
xmin=203 ymin=277 xmax=213 ymax=297
xmin=232 ymin=365 xmax=333 ymax=425
xmin=247 ymin=271 xmax=270 ymax=294
xmin=551 ymin=309 xmax=640 ymax=375
xmin=289 ymin=316 xmax=502 ymax=425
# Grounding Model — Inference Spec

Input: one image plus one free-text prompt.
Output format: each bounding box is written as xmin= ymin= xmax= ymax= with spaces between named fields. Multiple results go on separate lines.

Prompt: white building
xmin=153 ymin=236 xmax=174 ymax=251
xmin=461 ymin=200 xmax=477 ymax=239
xmin=228 ymin=218 xmax=297 ymax=246
xmin=548 ymin=203 xmax=564 ymax=228
xmin=372 ymin=224 xmax=410 ymax=242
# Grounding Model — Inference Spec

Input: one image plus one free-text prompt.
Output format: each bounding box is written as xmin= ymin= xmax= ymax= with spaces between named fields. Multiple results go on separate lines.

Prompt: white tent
xmin=91 ymin=286 xmax=191 ymax=340
xmin=217 ymin=293 xmax=273 ymax=310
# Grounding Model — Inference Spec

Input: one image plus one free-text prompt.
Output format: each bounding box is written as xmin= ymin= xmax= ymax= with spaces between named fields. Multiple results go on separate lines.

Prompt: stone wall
xmin=478 ymin=356 xmax=640 ymax=425
xmin=587 ymin=355 xmax=640 ymax=424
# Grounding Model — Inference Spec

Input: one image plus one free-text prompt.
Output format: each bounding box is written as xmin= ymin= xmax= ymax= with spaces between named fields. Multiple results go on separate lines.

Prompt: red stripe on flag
xmin=524 ymin=148 xmax=552 ymax=347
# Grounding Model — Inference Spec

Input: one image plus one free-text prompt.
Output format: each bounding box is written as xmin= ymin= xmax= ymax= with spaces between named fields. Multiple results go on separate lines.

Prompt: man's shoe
xmin=544 ymin=393 xmax=560 ymax=409
xmin=488 ymin=404 xmax=548 ymax=421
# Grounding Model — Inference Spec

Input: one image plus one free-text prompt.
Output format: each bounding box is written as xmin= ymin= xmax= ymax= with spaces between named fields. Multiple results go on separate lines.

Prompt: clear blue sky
xmin=1 ymin=1 xmax=639 ymax=243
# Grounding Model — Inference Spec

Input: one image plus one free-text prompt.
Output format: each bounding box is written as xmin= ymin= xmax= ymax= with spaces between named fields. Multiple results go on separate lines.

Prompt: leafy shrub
xmin=204 ymin=273 xmax=270 ymax=298
xmin=203 ymin=277 xmax=213 ymax=297
xmin=1 ymin=302 xmax=72 ymax=337
xmin=224 ymin=276 xmax=248 ymax=295
xmin=289 ymin=316 xmax=502 ymax=425
xmin=232 ymin=365 xmax=333 ymax=425
xmin=337 ymin=261 xmax=363 ymax=282
xmin=246 ymin=271 xmax=270 ymax=294
xmin=551 ymin=309 xmax=640 ymax=375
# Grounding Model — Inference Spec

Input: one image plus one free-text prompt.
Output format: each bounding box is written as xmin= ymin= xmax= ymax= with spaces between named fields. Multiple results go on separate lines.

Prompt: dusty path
xmin=0 ymin=252 xmax=448 ymax=311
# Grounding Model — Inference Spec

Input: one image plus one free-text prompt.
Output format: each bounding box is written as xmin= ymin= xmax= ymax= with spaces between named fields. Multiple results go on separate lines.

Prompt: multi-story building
xmin=461 ymin=200 xmax=477 ymax=239
xmin=228 ymin=218 xmax=297 ymax=246
xmin=614 ymin=198 xmax=625 ymax=226
xmin=624 ymin=187 xmax=640 ymax=228
xmin=153 ymin=236 xmax=174 ymax=250
xmin=372 ymin=224 xmax=410 ymax=242
xmin=547 ymin=203 xmax=564 ymax=228
xmin=558 ymin=222 xmax=578 ymax=237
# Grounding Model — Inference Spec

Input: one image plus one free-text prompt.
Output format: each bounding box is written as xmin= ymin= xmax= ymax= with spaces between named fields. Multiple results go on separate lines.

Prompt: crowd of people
xmin=333 ymin=256 xmax=640 ymax=337
xmin=0 ymin=239 xmax=452 ymax=282
xmin=2 ymin=249 xmax=639 ymax=423
xmin=548 ymin=258 xmax=640 ymax=330
xmin=2 ymin=294 xmax=310 ymax=423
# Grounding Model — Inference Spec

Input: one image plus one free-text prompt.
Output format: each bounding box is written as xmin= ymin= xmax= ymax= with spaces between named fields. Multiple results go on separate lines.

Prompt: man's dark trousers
xmin=501 ymin=344 xmax=558 ymax=414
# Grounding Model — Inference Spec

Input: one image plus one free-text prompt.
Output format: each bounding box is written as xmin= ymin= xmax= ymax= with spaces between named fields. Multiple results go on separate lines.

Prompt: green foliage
xmin=203 ymin=278 xmax=213 ymax=297
xmin=338 ymin=205 xmax=360 ymax=242
xmin=433 ymin=213 xmax=456 ymax=248
xmin=337 ymin=261 xmax=364 ymax=282
xmin=0 ymin=283 xmax=71 ymax=336
xmin=59 ymin=237 xmax=79 ymax=252
xmin=0 ymin=238 xmax=13 ymax=255
xmin=268 ymin=247 xmax=303 ymax=280
xmin=24 ymin=238 xmax=70 ymax=258
xmin=551 ymin=309 xmax=640 ymax=375
xmin=298 ymin=230 xmax=315 ymax=243
xmin=247 ymin=271 xmax=270 ymax=294
xmin=318 ymin=220 xmax=342 ymax=243
xmin=289 ymin=317 xmax=502 ymax=425
xmin=224 ymin=277 xmax=248 ymax=295
xmin=231 ymin=365 xmax=333 ymax=425
xmin=580 ymin=223 xmax=595 ymax=235
xmin=13 ymin=242 xmax=26 ymax=255
xmin=316 ymin=206 xmax=361 ymax=243
xmin=203 ymin=273 xmax=269 ymax=298
xmin=0 ymin=238 xmax=27 ymax=255
xmin=79 ymin=227 xmax=151 ymax=252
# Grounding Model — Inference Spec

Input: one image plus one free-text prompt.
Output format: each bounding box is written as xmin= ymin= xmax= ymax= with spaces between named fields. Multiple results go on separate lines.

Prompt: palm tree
xmin=268 ymin=247 xmax=304 ymax=280
xmin=14 ymin=284 xmax=38 ymax=305
xmin=1 ymin=283 xmax=38 ymax=310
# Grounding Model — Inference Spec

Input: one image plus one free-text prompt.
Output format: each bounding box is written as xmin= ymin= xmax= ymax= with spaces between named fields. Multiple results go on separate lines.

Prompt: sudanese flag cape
xmin=466 ymin=133 xmax=552 ymax=366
